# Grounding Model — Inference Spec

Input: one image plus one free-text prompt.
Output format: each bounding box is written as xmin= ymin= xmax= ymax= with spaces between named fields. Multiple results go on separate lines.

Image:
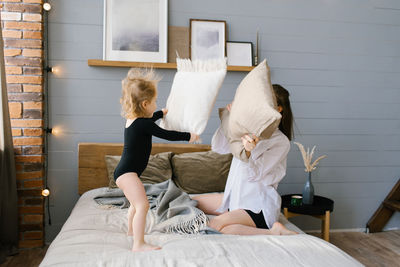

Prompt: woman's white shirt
xmin=212 ymin=126 xmax=290 ymax=228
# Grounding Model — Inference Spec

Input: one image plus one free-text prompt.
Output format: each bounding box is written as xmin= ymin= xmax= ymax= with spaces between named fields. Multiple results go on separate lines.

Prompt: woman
xmin=193 ymin=85 xmax=297 ymax=235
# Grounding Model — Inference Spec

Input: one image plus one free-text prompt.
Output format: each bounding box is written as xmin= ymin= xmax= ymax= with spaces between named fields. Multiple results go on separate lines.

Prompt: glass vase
xmin=302 ymin=172 xmax=314 ymax=204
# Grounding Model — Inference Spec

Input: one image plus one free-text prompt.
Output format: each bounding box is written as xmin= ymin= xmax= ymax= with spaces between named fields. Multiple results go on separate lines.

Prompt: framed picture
xmin=226 ymin=41 xmax=253 ymax=66
xmin=103 ymin=0 xmax=168 ymax=63
xmin=190 ymin=19 xmax=226 ymax=61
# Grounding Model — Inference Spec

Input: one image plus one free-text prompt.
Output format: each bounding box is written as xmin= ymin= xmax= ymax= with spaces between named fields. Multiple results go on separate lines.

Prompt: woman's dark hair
xmin=272 ymin=84 xmax=293 ymax=141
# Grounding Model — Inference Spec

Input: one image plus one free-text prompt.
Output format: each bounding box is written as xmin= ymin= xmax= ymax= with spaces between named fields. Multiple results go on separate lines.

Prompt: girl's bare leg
xmin=220 ymin=222 xmax=298 ymax=235
xmin=127 ymin=205 xmax=135 ymax=236
xmin=116 ymin=173 xmax=160 ymax=252
xmin=192 ymin=193 xmax=224 ymax=215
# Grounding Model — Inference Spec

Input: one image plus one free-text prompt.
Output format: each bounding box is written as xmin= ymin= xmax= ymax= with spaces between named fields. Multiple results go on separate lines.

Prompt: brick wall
xmin=1 ymin=0 xmax=44 ymax=249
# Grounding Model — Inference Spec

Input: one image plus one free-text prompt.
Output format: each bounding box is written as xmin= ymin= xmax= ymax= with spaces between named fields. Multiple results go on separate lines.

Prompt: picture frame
xmin=103 ymin=0 xmax=168 ymax=63
xmin=189 ymin=19 xmax=227 ymax=61
xmin=226 ymin=41 xmax=253 ymax=67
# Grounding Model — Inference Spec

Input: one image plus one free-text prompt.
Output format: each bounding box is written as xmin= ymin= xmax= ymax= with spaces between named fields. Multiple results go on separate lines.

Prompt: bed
xmin=40 ymin=143 xmax=363 ymax=267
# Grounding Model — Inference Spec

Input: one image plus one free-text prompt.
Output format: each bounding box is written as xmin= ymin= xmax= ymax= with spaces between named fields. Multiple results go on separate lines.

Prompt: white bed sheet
xmin=40 ymin=188 xmax=363 ymax=267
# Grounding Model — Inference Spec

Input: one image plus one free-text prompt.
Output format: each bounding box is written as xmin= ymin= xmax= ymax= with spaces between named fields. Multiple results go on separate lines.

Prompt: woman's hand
xmin=189 ymin=133 xmax=200 ymax=143
xmin=226 ymin=102 xmax=233 ymax=112
xmin=162 ymin=108 xmax=168 ymax=117
xmin=241 ymin=134 xmax=259 ymax=152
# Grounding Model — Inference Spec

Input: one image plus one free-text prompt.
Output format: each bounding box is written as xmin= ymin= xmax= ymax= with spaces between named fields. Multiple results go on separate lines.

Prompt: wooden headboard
xmin=78 ymin=143 xmax=211 ymax=195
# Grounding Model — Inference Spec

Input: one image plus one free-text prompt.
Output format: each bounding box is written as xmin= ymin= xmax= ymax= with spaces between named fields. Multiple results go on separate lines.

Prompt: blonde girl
xmin=114 ymin=69 xmax=199 ymax=252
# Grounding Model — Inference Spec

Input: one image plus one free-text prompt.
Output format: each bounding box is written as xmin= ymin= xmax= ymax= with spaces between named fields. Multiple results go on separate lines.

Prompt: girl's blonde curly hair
xmin=120 ymin=68 xmax=160 ymax=119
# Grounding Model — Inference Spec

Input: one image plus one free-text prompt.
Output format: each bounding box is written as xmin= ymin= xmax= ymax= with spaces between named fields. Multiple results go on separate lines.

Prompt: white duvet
xmin=40 ymin=188 xmax=363 ymax=267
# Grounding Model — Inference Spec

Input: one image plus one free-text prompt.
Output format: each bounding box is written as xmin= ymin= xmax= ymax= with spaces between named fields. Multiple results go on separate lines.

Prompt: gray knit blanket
xmin=94 ymin=180 xmax=218 ymax=235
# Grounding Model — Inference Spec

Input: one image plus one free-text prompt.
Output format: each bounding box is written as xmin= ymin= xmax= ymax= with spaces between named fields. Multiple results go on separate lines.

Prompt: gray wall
xmin=45 ymin=0 xmax=400 ymax=242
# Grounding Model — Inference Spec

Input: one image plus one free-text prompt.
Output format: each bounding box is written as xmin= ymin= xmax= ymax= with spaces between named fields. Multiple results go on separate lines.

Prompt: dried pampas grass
xmin=294 ymin=142 xmax=327 ymax=172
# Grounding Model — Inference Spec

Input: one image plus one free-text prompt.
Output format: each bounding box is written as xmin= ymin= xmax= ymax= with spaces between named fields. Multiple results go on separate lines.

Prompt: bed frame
xmin=78 ymin=143 xmax=211 ymax=195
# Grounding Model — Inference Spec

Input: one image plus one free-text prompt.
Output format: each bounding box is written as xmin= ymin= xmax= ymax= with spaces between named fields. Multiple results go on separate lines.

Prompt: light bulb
xmin=43 ymin=3 xmax=51 ymax=11
xmin=51 ymin=127 xmax=61 ymax=136
xmin=42 ymin=188 xmax=50 ymax=197
xmin=52 ymin=66 xmax=60 ymax=75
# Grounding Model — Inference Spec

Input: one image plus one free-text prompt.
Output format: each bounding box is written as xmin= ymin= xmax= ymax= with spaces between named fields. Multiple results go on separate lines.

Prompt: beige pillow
xmin=218 ymin=107 xmax=248 ymax=162
xmin=105 ymin=152 xmax=174 ymax=188
xmin=171 ymin=151 xmax=232 ymax=194
xmin=224 ymin=59 xmax=281 ymax=162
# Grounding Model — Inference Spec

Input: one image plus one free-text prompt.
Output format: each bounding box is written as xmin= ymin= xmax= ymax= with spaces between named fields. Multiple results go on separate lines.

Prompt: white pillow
xmin=160 ymin=58 xmax=227 ymax=136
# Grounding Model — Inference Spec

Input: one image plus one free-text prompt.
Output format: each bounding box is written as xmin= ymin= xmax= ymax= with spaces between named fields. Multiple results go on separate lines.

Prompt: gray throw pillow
xmin=105 ymin=152 xmax=174 ymax=188
xmin=171 ymin=151 xmax=232 ymax=194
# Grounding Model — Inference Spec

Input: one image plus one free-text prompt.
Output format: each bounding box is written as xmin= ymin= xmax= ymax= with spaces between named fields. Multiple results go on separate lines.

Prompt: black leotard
xmin=114 ymin=111 xmax=190 ymax=180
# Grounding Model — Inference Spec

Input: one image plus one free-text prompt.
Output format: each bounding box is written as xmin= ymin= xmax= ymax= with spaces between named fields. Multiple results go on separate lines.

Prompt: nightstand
xmin=281 ymin=194 xmax=334 ymax=242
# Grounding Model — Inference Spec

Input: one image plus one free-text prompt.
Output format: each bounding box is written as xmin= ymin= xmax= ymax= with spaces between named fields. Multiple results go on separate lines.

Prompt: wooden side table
xmin=281 ymin=194 xmax=334 ymax=242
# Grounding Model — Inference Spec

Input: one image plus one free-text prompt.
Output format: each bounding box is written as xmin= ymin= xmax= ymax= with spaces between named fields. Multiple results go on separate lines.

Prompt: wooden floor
xmin=0 ymin=245 xmax=48 ymax=267
xmin=310 ymin=230 xmax=400 ymax=267
xmin=1 ymin=231 xmax=399 ymax=267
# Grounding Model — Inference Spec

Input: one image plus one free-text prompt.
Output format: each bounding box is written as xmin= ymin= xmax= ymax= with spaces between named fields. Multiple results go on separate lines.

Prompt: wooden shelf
xmin=88 ymin=59 xmax=255 ymax=72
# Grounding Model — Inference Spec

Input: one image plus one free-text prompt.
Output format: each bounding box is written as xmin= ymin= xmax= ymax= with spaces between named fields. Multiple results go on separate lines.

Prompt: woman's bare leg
xmin=208 ymin=209 xmax=256 ymax=231
xmin=127 ymin=205 xmax=135 ymax=236
xmin=116 ymin=172 xmax=160 ymax=252
xmin=192 ymin=193 xmax=224 ymax=215
xmin=220 ymin=222 xmax=298 ymax=235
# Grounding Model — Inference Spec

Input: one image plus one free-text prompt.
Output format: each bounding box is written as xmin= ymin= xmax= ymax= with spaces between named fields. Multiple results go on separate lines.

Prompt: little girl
xmin=114 ymin=69 xmax=199 ymax=252
xmin=193 ymin=84 xmax=297 ymax=235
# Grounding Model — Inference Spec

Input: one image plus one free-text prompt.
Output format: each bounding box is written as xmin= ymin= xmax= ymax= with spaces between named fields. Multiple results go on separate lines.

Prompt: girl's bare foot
xmin=132 ymin=243 xmax=161 ymax=252
xmin=127 ymin=231 xmax=133 ymax=236
xmin=270 ymin=222 xmax=298 ymax=235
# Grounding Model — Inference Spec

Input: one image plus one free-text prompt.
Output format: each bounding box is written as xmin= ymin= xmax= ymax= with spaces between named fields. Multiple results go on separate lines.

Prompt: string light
xmin=43 ymin=3 xmax=52 ymax=11
xmin=51 ymin=127 xmax=61 ymax=136
xmin=43 ymin=0 xmax=52 ymax=226
xmin=45 ymin=65 xmax=61 ymax=76
xmin=51 ymin=66 xmax=61 ymax=75
xmin=44 ymin=126 xmax=61 ymax=136
xmin=41 ymin=188 xmax=50 ymax=197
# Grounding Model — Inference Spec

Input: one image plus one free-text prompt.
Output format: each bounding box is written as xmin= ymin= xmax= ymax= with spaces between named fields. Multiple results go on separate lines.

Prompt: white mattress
xmin=40 ymin=188 xmax=363 ymax=267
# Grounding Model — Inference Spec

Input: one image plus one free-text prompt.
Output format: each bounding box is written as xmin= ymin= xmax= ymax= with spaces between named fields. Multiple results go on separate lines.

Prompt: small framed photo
xmin=103 ymin=0 xmax=168 ymax=63
xmin=226 ymin=41 xmax=253 ymax=66
xmin=190 ymin=19 xmax=227 ymax=61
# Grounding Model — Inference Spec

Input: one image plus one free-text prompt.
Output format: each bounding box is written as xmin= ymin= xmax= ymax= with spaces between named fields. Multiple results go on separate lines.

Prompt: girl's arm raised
xmin=146 ymin=120 xmax=191 ymax=141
